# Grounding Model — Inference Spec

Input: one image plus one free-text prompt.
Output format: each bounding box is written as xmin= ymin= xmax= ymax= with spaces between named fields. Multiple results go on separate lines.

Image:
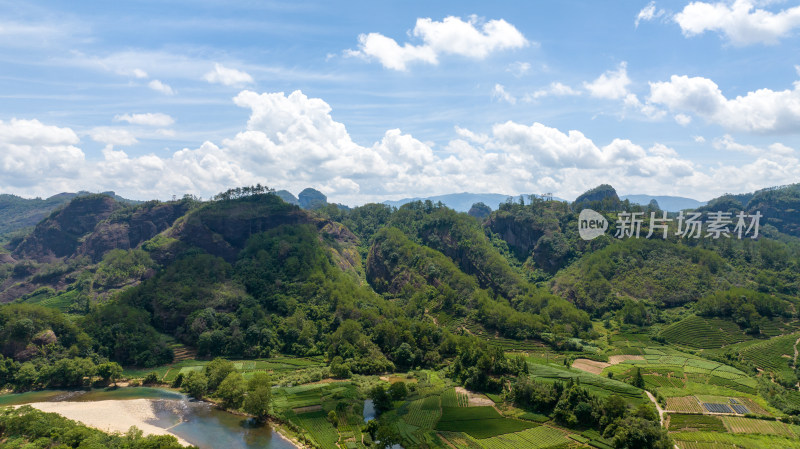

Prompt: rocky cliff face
xmin=12 ymin=195 xmax=118 ymax=262
xmin=487 ymin=211 xmax=546 ymax=260
xmin=80 ymin=201 xmax=194 ymax=262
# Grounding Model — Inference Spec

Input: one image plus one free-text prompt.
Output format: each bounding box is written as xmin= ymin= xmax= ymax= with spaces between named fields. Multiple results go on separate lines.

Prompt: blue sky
xmin=2 ymin=0 xmax=800 ymax=205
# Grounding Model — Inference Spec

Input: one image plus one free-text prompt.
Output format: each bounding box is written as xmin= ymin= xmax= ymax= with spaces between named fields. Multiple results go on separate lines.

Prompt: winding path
xmin=645 ymin=391 xmax=665 ymax=427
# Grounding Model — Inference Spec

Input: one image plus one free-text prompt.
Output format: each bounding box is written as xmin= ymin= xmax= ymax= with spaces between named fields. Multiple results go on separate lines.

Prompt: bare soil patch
xmin=571 ymin=358 xmax=611 ymax=375
xmin=292 ymin=405 xmax=323 ymax=414
xmin=454 ymin=386 xmax=494 ymax=406
xmin=608 ymin=355 xmax=644 ymax=364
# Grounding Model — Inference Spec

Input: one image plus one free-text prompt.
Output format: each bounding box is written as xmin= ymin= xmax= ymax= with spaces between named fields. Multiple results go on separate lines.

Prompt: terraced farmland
xmin=721 ymin=416 xmax=796 ymax=436
xmin=435 ymin=406 xmax=537 ymax=439
xmin=474 ymin=426 xmax=570 ymax=449
xmin=740 ymin=333 xmax=799 ymax=377
xmin=402 ymin=395 xmax=441 ymax=428
xmin=526 ymin=361 xmax=644 ymax=400
xmin=668 ymin=414 xmax=726 ymax=432
xmin=441 ymin=388 xmax=469 ymax=407
xmin=672 ymin=431 xmax=800 ymax=449
xmin=660 ymin=316 xmax=750 ymax=349
xmin=293 ymin=410 xmax=340 ymax=449
xmin=666 ymin=396 xmax=703 ymax=413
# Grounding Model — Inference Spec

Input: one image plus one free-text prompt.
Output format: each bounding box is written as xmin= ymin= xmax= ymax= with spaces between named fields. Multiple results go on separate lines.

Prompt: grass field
xmin=435 ymin=406 xmax=537 ymax=439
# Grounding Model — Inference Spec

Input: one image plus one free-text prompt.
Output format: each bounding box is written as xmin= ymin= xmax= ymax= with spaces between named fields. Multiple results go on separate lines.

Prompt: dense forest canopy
xmin=0 ymin=183 xmax=799 ymax=449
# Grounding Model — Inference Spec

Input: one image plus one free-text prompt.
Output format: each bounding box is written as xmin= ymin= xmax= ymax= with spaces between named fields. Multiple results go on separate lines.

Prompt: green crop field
xmin=740 ymin=334 xmax=799 ymax=377
xmin=475 ymin=426 xmax=570 ymax=449
xmin=441 ymin=388 xmax=469 ymax=407
xmin=721 ymin=416 xmax=796 ymax=436
xmin=668 ymin=414 xmax=726 ymax=432
xmin=666 ymin=396 xmax=704 ymax=413
xmin=672 ymin=431 xmax=800 ymax=449
xmin=526 ymin=361 xmax=644 ymax=400
xmin=402 ymin=396 xmax=441 ymax=428
xmin=660 ymin=315 xmax=751 ymax=349
xmin=292 ymin=410 xmax=340 ymax=449
xmin=435 ymin=406 xmax=537 ymax=439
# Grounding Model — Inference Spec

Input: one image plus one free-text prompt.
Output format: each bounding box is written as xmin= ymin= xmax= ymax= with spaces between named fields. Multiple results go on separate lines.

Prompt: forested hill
xmin=0 ymin=183 xmax=800 ymax=427
xmin=0 ymin=191 xmax=139 ymax=241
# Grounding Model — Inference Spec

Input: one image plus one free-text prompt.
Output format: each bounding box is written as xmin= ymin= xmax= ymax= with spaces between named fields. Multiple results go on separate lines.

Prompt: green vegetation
xmin=1 ymin=183 xmax=800 ymax=447
xmin=668 ymin=414 xmax=726 ymax=432
xmin=435 ymin=406 xmax=537 ymax=439
xmin=472 ymin=426 xmax=570 ymax=449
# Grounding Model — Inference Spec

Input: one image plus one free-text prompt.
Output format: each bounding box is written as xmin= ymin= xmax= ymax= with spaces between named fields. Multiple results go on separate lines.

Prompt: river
xmin=0 ymin=387 xmax=296 ymax=449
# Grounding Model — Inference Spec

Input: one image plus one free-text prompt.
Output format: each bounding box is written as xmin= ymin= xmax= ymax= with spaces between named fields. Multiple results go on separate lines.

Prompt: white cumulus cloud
xmin=348 ymin=15 xmax=528 ymax=71
xmin=0 ymin=119 xmax=84 ymax=189
xmin=674 ymin=0 xmax=800 ymax=45
xmin=6 ymin=90 xmax=800 ymax=205
xmin=584 ymin=62 xmax=631 ymax=100
xmin=648 ymin=74 xmax=800 ymax=133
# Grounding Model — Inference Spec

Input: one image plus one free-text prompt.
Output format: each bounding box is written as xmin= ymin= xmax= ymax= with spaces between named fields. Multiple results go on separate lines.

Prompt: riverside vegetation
xmin=0 ymin=183 xmax=799 ymax=448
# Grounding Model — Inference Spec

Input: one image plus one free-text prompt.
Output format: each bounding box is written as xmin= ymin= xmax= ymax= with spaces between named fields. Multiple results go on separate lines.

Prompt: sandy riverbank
xmin=25 ymin=399 xmax=192 ymax=447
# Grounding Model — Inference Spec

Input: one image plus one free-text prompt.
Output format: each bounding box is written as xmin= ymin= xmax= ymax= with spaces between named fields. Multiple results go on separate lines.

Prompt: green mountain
xmin=1 ymin=183 xmax=800 ymax=449
xmin=0 ymin=191 xmax=140 ymax=243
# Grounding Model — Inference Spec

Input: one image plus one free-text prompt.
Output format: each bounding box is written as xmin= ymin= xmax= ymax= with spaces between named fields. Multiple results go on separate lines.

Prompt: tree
xmin=216 ymin=372 xmax=245 ymax=409
xmin=172 ymin=373 xmax=184 ymax=388
xmin=204 ymin=358 xmax=236 ymax=393
xmin=143 ymin=372 xmax=159 ymax=385
xmin=247 ymin=371 xmax=271 ymax=391
xmin=388 ymin=382 xmax=407 ymax=401
xmin=632 ymin=368 xmax=645 ymax=389
xmin=370 ymin=384 xmax=393 ymax=414
xmin=182 ymin=371 xmax=208 ymax=399
xmin=375 ymin=423 xmax=403 ymax=449
xmin=96 ymin=362 xmax=123 ymax=386
xmin=244 ymin=387 xmax=272 ymax=421
xmin=14 ymin=362 xmax=37 ymax=391
xmin=611 ymin=416 xmax=671 ymax=449
xmin=327 ymin=410 xmax=338 ymax=426
xmin=243 ymin=371 xmax=272 ymax=421
xmin=330 ymin=356 xmax=352 ymax=379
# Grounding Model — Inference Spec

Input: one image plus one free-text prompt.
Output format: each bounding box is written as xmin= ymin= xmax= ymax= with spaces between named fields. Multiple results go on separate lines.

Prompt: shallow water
xmin=0 ymin=387 xmax=295 ymax=449
xmin=363 ymin=398 xmax=375 ymax=422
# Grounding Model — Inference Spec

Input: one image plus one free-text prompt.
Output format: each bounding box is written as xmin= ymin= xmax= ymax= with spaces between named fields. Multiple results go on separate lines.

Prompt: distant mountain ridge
xmin=0 ymin=191 xmax=139 ymax=238
xmin=620 ymin=194 xmax=706 ymax=212
xmin=383 ymin=192 xmax=566 ymax=212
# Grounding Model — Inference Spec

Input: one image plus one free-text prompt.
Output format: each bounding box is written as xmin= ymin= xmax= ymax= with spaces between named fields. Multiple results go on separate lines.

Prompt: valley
xmin=0 ymin=183 xmax=799 ymax=449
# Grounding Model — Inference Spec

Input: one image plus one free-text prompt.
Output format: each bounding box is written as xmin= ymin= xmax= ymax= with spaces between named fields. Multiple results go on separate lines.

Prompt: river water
xmin=0 ymin=387 xmax=296 ymax=449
